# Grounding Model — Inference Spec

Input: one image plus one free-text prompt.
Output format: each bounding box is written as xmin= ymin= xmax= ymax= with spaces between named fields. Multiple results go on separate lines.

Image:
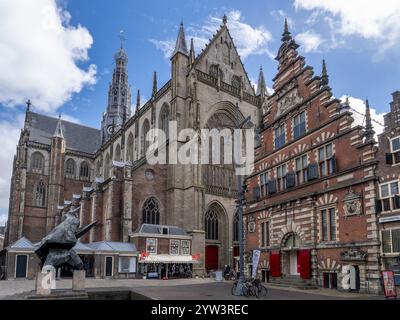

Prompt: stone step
xmin=269 ymin=276 xmax=318 ymax=290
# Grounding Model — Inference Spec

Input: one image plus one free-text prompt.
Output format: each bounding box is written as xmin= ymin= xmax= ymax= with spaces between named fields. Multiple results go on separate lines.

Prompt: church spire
xmin=172 ymin=22 xmax=189 ymax=57
xmin=152 ymin=71 xmax=158 ymax=98
xmin=256 ymin=66 xmax=267 ymax=97
xmin=321 ymin=59 xmax=329 ymax=87
xmin=136 ymin=89 xmax=141 ymax=112
xmin=281 ymin=17 xmax=292 ymax=42
xmin=364 ymin=99 xmax=375 ymax=143
xmin=101 ymin=37 xmax=132 ymax=142
xmin=54 ymin=114 xmax=64 ymax=138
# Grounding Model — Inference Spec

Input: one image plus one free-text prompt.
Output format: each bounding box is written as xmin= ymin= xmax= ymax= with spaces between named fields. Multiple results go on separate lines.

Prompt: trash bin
xmin=215 ymin=270 xmax=223 ymax=282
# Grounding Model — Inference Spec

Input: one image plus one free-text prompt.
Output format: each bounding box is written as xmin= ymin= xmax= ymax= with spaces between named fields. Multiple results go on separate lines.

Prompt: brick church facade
xmin=4 ymin=16 xmax=262 ymax=274
xmin=244 ymin=20 xmax=382 ymax=294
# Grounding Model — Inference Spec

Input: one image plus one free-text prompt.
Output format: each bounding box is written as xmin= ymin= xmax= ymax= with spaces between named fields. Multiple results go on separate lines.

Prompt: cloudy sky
xmin=0 ymin=0 xmax=399 ymax=226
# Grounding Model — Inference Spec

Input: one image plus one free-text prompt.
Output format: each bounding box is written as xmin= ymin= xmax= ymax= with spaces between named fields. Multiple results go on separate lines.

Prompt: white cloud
xmin=0 ymin=114 xmax=25 ymax=227
xmin=151 ymin=10 xmax=274 ymax=60
xmin=296 ymin=30 xmax=324 ymax=52
xmin=0 ymin=0 xmax=97 ymax=113
xmin=294 ymin=0 xmax=400 ymax=54
xmin=341 ymin=96 xmax=386 ymax=139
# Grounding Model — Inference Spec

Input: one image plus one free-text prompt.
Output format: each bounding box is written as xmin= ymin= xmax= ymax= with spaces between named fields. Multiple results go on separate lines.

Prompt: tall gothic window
xmin=209 ymin=64 xmax=219 ymax=79
xmin=159 ymin=104 xmax=169 ymax=139
xmin=126 ymin=133 xmax=134 ymax=163
xmin=231 ymin=75 xmax=241 ymax=89
xmin=105 ymin=154 xmax=111 ymax=179
xmin=96 ymin=160 xmax=102 ymax=177
xmin=141 ymin=119 xmax=150 ymax=157
xmin=205 ymin=206 xmax=220 ymax=240
xmin=31 ymin=152 xmax=45 ymax=174
xmin=142 ymin=197 xmax=160 ymax=225
xmin=115 ymin=144 xmax=121 ymax=161
xmin=80 ymin=162 xmax=90 ymax=180
xmin=35 ymin=180 xmax=46 ymax=207
xmin=65 ymin=159 xmax=76 ymax=178
xmin=233 ymin=211 xmax=239 ymax=242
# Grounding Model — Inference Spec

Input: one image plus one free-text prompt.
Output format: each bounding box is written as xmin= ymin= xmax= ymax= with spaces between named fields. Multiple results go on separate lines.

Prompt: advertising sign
xmin=252 ymin=249 xmax=261 ymax=279
xmin=382 ymin=271 xmax=397 ymax=299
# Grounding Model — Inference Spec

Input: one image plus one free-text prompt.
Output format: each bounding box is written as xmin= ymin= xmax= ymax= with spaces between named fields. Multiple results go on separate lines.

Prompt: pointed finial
xmin=321 ymin=59 xmax=329 ymax=87
xmin=26 ymin=99 xmax=32 ymax=112
xmin=364 ymin=99 xmax=375 ymax=143
xmin=152 ymin=71 xmax=158 ymax=97
xmin=119 ymin=30 xmax=125 ymax=49
xmin=256 ymin=65 xmax=267 ymax=97
xmin=54 ymin=113 xmax=64 ymax=138
xmin=223 ymin=14 xmax=228 ymax=25
xmin=189 ymin=38 xmax=196 ymax=64
xmin=172 ymin=21 xmax=189 ymax=57
xmin=282 ymin=17 xmax=292 ymax=42
xmin=136 ymin=90 xmax=141 ymax=111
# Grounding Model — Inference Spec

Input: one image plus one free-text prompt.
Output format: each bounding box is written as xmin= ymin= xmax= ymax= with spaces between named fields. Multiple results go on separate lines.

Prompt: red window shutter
xmin=299 ymin=249 xmax=311 ymax=279
xmin=270 ymin=251 xmax=281 ymax=277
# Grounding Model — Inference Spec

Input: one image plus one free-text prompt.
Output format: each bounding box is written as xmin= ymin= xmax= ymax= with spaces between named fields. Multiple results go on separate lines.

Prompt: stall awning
xmin=139 ymin=254 xmax=199 ymax=264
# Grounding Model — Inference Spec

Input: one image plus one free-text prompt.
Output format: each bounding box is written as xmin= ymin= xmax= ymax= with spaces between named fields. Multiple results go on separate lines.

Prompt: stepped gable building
xmin=244 ymin=19 xmax=381 ymax=293
xmin=376 ymin=91 xmax=400 ymax=276
xmin=4 ymin=16 xmax=262 ymax=274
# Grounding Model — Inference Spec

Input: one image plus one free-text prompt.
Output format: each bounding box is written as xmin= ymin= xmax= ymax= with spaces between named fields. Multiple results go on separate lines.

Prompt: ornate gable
xmin=193 ymin=18 xmax=254 ymax=95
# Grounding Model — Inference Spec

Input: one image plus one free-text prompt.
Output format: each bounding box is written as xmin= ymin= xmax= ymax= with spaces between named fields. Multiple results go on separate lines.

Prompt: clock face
xmin=107 ymin=125 xmax=114 ymax=135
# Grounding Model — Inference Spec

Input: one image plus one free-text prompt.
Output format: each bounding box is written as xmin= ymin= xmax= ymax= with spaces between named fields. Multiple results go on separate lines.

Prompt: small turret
xmin=321 ymin=59 xmax=329 ymax=87
xmin=256 ymin=66 xmax=267 ymax=98
xmin=364 ymin=99 xmax=375 ymax=143
xmin=172 ymin=22 xmax=189 ymax=57
xmin=152 ymin=72 xmax=158 ymax=98
xmin=54 ymin=114 xmax=64 ymax=139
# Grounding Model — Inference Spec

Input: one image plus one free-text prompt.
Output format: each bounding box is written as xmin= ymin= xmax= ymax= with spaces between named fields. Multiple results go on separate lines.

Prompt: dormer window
xmin=162 ymin=227 xmax=169 ymax=235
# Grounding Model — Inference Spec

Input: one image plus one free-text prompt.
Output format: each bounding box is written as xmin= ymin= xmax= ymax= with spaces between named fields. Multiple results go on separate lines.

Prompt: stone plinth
xmin=35 ymin=271 xmax=54 ymax=296
xmin=72 ymin=270 xmax=86 ymax=291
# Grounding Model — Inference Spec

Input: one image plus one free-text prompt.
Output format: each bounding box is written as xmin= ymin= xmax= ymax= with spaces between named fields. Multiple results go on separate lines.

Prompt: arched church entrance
xmin=204 ymin=202 xmax=228 ymax=271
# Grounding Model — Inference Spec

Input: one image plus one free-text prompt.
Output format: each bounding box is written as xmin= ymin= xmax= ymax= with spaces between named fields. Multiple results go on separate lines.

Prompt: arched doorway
xmin=204 ymin=202 xmax=227 ymax=271
xmin=281 ymin=233 xmax=302 ymax=276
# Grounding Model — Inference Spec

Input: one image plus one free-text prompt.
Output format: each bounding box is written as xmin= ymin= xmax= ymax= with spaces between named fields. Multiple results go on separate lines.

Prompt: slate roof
xmin=27 ymin=112 xmax=101 ymax=154
xmin=137 ymin=224 xmax=188 ymax=236
xmin=85 ymin=241 xmax=137 ymax=253
xmin=7 ymin=237 xmax=34 ymax=251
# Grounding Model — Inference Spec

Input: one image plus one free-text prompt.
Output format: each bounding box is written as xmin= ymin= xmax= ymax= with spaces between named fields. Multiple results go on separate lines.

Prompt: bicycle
xmin=252 ymin=278 xmax=268 ymax=298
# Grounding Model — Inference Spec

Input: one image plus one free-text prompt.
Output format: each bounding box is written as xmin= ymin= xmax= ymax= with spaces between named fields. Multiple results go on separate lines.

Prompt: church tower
xmin=101 ymin=37 xmax=132 ymax=142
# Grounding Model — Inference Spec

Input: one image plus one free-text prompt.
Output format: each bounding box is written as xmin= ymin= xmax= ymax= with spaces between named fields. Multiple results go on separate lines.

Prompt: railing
xmin=243 ymin=92 xmax=261 ymax=106
xmin=196 ymin=69 xmax=218 ymax=87
xmin=220 ymin=81 xmax=240 ymax=98
xmin=195 ymin=69 xmax=260 ymax=107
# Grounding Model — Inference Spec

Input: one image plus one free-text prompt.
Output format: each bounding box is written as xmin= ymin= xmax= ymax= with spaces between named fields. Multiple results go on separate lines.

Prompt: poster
xmin=382 ymin=271 xmax=397 ymax=299
xmin=252 ymin=250 xmax=261 ymax=279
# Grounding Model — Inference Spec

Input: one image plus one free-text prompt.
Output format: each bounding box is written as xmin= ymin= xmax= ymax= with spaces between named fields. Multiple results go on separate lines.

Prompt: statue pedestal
xmin=72 ymin=270 xmax=86 ymax=291
xmin=35 ymin=271 xmax=53 ymax=296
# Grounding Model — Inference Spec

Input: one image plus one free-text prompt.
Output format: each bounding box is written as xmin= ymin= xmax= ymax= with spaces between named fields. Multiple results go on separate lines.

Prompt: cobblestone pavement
xmin=0 ymin=278 xmax=385 ymax=300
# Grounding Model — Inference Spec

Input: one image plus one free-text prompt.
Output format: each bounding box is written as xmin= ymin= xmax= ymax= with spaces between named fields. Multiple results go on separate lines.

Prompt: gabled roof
xmin=192 ymin=23 xmax=255 ymax=95
xmin=27 ymin=112 xmax=101 ymax=154
xmin=85 ymin=241 xmax=137 ymax=253
xmin=137 ymin=224 xmax=188 ymax=236
xmin=7 ymin=237 xmax=34 ymax=251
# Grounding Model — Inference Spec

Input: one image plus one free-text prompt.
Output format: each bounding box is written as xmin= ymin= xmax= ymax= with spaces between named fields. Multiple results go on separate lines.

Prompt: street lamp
xmin=233 ymin=112 xmax=253 ymax=296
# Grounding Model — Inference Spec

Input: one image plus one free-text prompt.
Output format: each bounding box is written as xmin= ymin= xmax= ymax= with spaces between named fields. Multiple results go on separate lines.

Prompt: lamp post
xmin=233 ymin=112 xmax=252 ymax=296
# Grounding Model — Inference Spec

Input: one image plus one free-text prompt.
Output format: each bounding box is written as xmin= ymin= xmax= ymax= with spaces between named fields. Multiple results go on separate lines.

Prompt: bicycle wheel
xmin=231 ymin=282 xmax=237 ymax=295
xmin=242 ymin=285 xmax=250 ymax=297
xmin=250 ymin=285 xmax=258 ymax=297
xmin=259 ymin=285 xmax=268 ymax=297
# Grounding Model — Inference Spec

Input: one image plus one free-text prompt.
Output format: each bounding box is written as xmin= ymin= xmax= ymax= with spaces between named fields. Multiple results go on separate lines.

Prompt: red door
xmin=270 ymin=251 xmax=281 ymax=277
xmin=299 ymin=249 xmax=311 ymax=279
xmin=205 ymin=246 xmax=219 ymax=271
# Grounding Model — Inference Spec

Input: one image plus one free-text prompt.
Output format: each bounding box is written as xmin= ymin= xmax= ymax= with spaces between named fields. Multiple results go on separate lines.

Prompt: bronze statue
xmin=35 ymin=206 xmax=97 ymax=271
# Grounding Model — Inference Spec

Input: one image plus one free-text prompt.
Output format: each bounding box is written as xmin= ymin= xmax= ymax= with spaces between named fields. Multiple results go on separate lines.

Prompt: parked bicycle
xmin=231 ymin=278 xmax=268 ymax=298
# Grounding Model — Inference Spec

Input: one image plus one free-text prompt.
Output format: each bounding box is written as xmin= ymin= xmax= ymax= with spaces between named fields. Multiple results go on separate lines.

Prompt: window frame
xmin=379 ymin=181 xmax=400 ymax=212
xmin=169 ymin=239 xmax=180 ymax=255
xmin=293 ymin=111 xmax=307 ymax=139
xmin=146 ymin=238 xmax=158 ymax=254
xmin=274 ymin=124 xmax=286 ymax=149
xmin=181 ymin=240 xmax=191 ymax=255
xmin=321 ymin=207 xmax=336 ymax=242
xmin=318 ymin=143 xmax=334 ymax=177
xmin=381 ymin=228 xmax=400 ymax=255
xmin=276 ymin=164 xmax=287 ymax=192
xmin=295 ymin=155 xmax=308 ymax=185
xmin=260 ymin=221 xmax=270 ymax=248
